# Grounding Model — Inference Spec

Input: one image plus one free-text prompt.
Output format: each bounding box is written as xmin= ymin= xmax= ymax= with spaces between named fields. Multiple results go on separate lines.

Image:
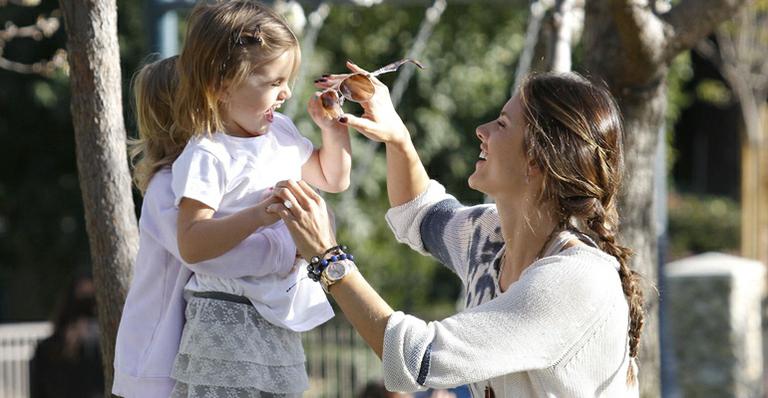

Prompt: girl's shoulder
xmin=181 ymin=133 xmax=234 ymax=161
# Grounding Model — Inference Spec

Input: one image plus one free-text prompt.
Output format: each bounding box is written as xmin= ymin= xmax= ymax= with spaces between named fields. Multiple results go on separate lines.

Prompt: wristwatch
xmin=320 ymin=259 xmax=357 ymax=293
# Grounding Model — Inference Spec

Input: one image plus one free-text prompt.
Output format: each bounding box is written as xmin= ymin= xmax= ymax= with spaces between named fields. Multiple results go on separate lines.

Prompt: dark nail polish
xmin=338 ymin=117 xmax=348 ymax=124
xmin=322 ymin=74 xmax=330 ymax=78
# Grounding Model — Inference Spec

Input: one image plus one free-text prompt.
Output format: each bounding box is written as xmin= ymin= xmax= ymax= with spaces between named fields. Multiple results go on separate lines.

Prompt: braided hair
xmin=519 ymin=72 xmax=644 ymax=384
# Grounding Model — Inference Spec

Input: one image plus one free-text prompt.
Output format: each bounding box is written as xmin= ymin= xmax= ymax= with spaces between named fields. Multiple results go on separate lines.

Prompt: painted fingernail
xmin=338 ymin=116 xmax=348 ymax=124
xmin=322 ymin=74 xmax=330 ymax=78
xmin=314 ymin=78 xmax=327 ymax=83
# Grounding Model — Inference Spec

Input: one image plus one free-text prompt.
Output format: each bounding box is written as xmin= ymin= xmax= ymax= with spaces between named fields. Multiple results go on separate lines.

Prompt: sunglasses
xmin=319 ymin=59 xmax=424 ymax=116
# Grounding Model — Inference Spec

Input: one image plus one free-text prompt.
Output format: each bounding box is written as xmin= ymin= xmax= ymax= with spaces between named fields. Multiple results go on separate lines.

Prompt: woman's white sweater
xmin=381 ymin=181 xmax=639 ymax=397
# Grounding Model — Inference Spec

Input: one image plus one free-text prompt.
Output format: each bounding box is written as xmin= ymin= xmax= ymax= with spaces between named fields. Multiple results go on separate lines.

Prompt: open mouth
xmin=265 ymin=103 xmax=281 ymax=123
xmin=479 ymin=150 xmax=487 ymax=160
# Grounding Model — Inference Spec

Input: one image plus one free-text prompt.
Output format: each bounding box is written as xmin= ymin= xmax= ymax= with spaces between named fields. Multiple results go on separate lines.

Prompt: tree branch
xmin=607 ymin=0 xmax=667 ymax=80
xmin=0 ymin=11 xmax=66 ymax=76
xmin=0 ymin=0 xmax=42 ymax=6
xmin=662 ymin=0 xmax=748 ymax=62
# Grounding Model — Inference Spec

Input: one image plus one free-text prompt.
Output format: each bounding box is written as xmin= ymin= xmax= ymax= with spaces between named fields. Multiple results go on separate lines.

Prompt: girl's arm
xmin=176 ymin=195 xmax=280 ymax=264
xmin=301 ymin=93 xmax=352 ymax=193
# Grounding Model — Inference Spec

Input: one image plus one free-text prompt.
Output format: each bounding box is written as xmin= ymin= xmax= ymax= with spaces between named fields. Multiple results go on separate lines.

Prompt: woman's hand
xmin=315 ymin=61 xmax=411 ymax=147
xmin=267 ymin=180 xmax=337 ymax=260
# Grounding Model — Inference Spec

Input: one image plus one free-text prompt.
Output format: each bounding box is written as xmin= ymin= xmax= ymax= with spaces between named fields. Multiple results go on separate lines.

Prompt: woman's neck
xmin=495 ymin=195 xmax=559 ymax=284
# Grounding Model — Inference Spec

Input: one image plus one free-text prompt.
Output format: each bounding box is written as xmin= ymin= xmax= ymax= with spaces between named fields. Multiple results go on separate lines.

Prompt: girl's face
xmin=220 ymin=49 xmax=296 ymax=137
xmin=468 ymin=95 xmax=531 ymax=199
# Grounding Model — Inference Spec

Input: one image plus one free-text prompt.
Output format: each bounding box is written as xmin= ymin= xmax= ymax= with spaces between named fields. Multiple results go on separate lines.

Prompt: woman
xmin=270 ymin=63 xmax=643 ymax=397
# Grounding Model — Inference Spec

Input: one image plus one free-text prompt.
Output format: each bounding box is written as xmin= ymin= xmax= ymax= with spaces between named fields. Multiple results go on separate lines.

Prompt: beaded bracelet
xmin=306 ymin=245 xmax=354 ymax=282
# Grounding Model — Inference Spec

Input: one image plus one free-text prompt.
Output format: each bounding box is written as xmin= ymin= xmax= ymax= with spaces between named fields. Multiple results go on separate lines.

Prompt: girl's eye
xmin=271 ymin=82 xmax=282 ymax=87
xmin=497 ymin=120 xmax=506 ymax=128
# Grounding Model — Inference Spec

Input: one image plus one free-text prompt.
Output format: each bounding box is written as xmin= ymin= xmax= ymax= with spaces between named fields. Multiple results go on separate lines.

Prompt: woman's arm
xmin=271 ymin=180 xmax=615 ymax=392
xmin=301 ymin=93 xmax=352 ymax=193
xmin=270 ymin=179 xmax=392 ymax=357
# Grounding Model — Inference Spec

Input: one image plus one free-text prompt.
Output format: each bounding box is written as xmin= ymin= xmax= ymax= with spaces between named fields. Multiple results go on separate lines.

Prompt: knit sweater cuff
xmin=382 ymin=311 xmax=433 ymax=393
xmin=384 ymin=180 xmax=448 ymax=256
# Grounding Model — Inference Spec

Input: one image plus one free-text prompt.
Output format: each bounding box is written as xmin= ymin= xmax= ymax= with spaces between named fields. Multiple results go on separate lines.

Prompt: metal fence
xmin=0 ymin=321 xmax=380 ymax=398
xmin=0 ymin=322 xmax=52 ymax=398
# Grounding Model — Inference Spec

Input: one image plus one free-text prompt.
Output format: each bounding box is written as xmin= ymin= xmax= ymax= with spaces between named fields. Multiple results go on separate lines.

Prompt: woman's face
xmin=220 ymin=49 xmax=295 ymax=137
xmin=468 ymin=95 xmax=530 ymax=198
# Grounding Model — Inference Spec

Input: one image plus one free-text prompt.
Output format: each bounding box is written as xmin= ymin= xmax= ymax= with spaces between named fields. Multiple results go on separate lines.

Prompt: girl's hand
xmin=315 ymin=61 xmax=411 ymax=147
xmin=307 ymin=92 xmax=346 ymax=133
xmin=267 ymin=180 xmax=337 ymax=259
xmin=255 ymin=189 xmax=283 ymax=226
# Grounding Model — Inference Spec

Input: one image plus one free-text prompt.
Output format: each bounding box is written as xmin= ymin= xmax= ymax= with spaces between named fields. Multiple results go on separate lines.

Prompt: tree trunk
xmin=583 ymin=1 xmax=747 ymax=396
xmin=741 ymin=105 xmax=768 ymax=266
xmin=58 ymin=0 xmax=138 ymax=395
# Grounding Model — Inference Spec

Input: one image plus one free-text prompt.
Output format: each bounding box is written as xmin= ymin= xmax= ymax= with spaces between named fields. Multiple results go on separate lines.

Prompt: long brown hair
xmin=173 ymin=0 xmax=301 ymax=138
xmin=519 ymin=72 xmax=644 ymax=385
xmin=129 ymin=55 xmax=181 ymax=194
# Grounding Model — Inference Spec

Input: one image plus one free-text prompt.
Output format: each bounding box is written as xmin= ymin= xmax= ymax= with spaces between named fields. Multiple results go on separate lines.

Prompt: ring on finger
xmin=283 ymin=200 xmax=293 ymax=209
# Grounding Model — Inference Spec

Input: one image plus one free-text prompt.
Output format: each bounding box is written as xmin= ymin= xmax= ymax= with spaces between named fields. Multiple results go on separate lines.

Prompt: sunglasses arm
xmin=370 ymin=58 xmax=424 ymax=77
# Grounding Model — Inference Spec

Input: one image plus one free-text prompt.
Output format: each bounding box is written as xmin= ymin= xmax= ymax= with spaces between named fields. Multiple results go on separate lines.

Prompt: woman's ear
xmin=526 ymin=160 xmax=542 ymax=177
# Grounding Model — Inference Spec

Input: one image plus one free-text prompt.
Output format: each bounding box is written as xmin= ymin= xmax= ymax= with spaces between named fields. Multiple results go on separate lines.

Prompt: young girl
xmin=114 ymin=52 xmax=323 ymax=397
xmin=168 ymin=1 xmax=350 ymax=397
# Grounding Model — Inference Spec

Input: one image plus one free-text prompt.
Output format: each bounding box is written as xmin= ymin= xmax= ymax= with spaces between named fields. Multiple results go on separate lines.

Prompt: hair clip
xmin=234 ymin=25 xmax=263 ymax=47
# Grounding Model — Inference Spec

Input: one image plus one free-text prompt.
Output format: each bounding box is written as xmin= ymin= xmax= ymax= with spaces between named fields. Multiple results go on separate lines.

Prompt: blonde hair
xmin=173 ymin=0 xmax=301 ymax=138
xmin=519 ymin=72 xmax=644 ymax=385
xmin=129 ymin=55 xmax=182 ymax=194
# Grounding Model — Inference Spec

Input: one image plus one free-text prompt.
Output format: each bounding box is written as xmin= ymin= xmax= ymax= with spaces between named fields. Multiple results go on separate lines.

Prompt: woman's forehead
xmin=502 ymin=95 xmax=523 ymax=119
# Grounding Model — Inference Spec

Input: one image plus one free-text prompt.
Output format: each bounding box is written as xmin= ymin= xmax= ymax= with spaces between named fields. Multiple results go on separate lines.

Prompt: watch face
xmin=326 ymin=261 xmax=347 ymax=280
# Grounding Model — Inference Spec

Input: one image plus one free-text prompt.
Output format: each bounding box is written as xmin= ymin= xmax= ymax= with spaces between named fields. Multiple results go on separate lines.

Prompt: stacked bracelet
xmin=306 ymin=245 xmax=355 ymax=282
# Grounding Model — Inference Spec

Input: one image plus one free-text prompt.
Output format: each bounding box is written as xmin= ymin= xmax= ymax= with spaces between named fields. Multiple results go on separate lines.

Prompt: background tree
xmin=696 ymin=0 xmax=768 ymax=266
xmin=58 ymin=0 xmax=137 ymax=393
xmin=582 ymin=1 xmax=749 ymax=396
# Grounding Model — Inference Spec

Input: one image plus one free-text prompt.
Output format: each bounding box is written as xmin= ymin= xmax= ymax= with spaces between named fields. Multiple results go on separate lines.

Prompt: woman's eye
xmin=497 ymin=120 xmax=505 ymax=128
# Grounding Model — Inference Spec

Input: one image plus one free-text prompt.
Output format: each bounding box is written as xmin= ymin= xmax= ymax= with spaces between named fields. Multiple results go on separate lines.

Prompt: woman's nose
xmin=476 ymin=124 xmax=488 ymax=141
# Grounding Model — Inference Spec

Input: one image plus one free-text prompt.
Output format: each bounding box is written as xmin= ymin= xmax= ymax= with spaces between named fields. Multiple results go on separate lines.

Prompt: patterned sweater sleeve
xmin=385 ymin=180 xmax=495 ymax=285
xmin=381 ymin=251 xmax=621 ymax=392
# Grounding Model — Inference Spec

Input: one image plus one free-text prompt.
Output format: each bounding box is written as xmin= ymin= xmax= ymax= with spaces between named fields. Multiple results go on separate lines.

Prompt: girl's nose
xmin=281 ymin=86 xmax=292 ymax=101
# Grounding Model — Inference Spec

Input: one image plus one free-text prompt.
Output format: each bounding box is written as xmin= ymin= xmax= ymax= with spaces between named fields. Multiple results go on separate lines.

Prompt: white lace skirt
xmin=170 ymin=294 xmax=308 ymax=397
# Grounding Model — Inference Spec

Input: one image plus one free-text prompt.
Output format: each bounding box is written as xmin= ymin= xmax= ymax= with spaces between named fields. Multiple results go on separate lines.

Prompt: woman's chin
xmin=467 ymin=174 xmax=485 ymax=193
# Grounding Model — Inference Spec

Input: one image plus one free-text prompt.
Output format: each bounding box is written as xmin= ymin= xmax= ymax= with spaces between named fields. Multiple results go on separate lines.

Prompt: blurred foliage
xmin=695 ymin=78 xmax=732 ymax=107
xmin=667 ymin=192 xmax=741 ymax=261
xmin=665 ymin=52 xmax=693 ymax=175
xmin=0 ymin=0 xmax=736 ymax=322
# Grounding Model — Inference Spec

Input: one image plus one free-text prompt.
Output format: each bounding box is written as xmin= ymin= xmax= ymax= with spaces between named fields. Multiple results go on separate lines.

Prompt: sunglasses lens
xmin=340 ymin=74 xmax=375 ymax=102
xmin=319 ymin=90 xmax=343 ymax=119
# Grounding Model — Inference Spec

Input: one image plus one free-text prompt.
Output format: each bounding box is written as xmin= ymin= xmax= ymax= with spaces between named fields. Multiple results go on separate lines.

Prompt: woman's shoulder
xmin=521 ymin=246 xmax=622 ymax=299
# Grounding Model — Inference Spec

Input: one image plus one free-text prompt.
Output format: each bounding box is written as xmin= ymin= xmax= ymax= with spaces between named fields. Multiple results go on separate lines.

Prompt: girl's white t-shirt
xmin=171 ymin=112 xmax=333 ymax=331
